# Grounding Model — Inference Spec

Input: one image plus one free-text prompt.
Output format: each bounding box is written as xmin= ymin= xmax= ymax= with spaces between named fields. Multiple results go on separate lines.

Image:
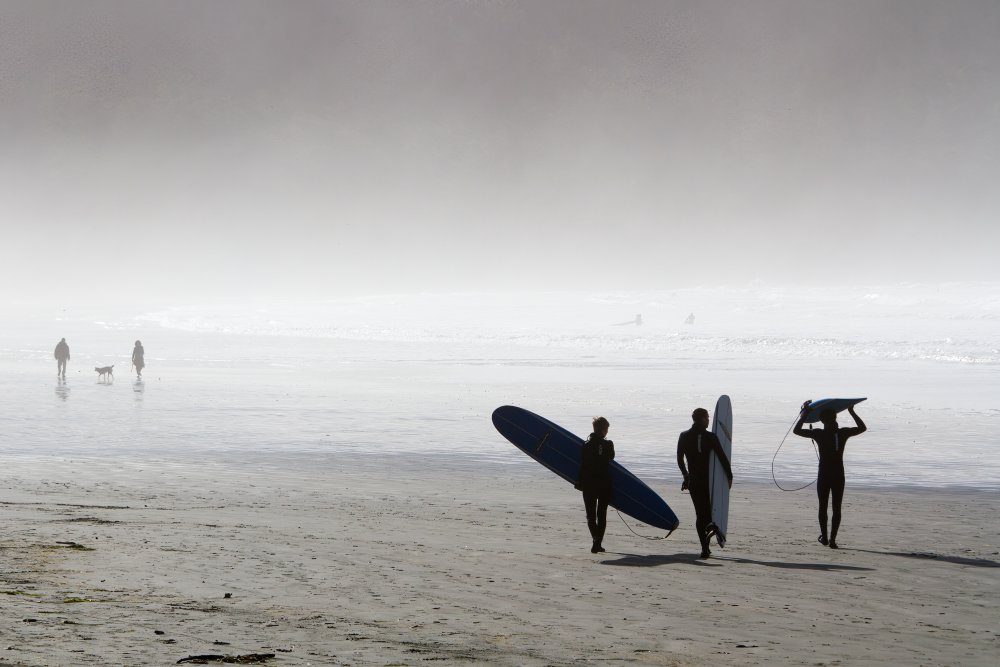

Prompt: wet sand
xmin=1 ymin=457 xmax=997 ymax=666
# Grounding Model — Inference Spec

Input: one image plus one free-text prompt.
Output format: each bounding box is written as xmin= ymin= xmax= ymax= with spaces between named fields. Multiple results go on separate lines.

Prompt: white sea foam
xmin=140 ymin=284 xmax=1000 ymax=365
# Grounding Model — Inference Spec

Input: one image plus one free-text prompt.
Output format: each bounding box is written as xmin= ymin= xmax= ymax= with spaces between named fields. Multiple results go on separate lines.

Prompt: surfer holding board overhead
xmin=793 ymin=401 xmax=867 ymax=549
xmin=677 ymin=408 xmax=732 ymax=559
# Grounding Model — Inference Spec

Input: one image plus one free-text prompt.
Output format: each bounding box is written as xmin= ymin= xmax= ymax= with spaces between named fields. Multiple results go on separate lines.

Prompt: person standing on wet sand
xmin=131 ymin=340 xmax=145 ymax=379
xmin=677 ymin=408 xmax=732 ymax=559
xmin=576 ymin=416 xmax=615 ymax=553
xmin=54 ymin=338 xmax=70 ymax=378
xmin=793 ymin=403 xmax=866 ymax=549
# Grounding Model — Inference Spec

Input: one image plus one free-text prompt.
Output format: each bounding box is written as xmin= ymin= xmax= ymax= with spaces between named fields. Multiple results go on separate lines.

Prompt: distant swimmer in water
xmin=613 ymin=314 xmax=643 ymax=326
xmin=793 ymin=403 xmax=867 ymax=549
xmin=677 ymin=407 xmax=732 ymax=559
xmin=575 ymin=416 xmax=615 ymax=553
xmin=54 ymin=337 xmax=70 ymax=378
xmin=132 ymin=340 xmax=145 ymax=379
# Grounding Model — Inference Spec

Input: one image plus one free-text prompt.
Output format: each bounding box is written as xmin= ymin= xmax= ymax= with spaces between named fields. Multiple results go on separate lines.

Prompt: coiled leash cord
xmin=614 ymin=508 xmax=675 ymax=540
xmin=771 ymin=418 xmax=819 ymax=492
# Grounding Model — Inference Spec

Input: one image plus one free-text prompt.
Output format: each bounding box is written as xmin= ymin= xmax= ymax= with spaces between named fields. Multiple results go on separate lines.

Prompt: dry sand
xmin=2 ymin=457 xmax=998 ymax=666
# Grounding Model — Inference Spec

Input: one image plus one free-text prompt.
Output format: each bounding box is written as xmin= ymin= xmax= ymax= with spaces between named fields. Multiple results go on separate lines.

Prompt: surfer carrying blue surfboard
xmin=793 ymin=403 xmax=867 ymax=549
xmin=576 ymin=416 xmax=615 ymax=553
xmin=677 ymin=408 xmax=732 ymax=559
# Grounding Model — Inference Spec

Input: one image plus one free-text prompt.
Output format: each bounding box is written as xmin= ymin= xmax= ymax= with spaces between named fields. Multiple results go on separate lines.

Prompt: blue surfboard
xmin=801 ymin=397 xmax=867 ymax=423
xmin=492 ymin=405 xmax=679 ymax=532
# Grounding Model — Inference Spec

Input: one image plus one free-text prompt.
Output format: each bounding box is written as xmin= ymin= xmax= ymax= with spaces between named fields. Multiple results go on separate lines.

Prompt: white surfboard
xmin=709 ymin=394 xmax=733 ymax=544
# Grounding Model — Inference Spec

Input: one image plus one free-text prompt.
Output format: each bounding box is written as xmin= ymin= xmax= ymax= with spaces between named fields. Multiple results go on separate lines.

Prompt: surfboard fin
xmin=705 ymin=523 xmax=726 ymax=548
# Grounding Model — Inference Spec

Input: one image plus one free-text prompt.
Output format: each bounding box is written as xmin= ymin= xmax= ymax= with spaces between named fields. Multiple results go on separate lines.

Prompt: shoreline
xmin=4 ymin=448 xmax=999 ymax=495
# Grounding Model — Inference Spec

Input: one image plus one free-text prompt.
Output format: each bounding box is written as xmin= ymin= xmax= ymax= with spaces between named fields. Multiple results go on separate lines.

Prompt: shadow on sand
xmin=602 ymin=552 xmax=873 ymax=572
xmin=712 ymin=556 xmax=874 ymax=572
xmin=600 ymin=552 xmax=722 ymax=568
xmin=845 ymin=549 xmax=1000 ymax=568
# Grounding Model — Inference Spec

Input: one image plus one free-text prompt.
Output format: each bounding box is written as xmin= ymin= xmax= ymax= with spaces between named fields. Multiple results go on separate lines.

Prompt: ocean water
xmin=1 ymin=284 xmax=997 ymax=491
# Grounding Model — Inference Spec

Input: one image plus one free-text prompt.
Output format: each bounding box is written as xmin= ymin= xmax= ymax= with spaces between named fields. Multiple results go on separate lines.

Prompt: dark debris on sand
xmin=177 ymin=654 xmax=276 ymax=664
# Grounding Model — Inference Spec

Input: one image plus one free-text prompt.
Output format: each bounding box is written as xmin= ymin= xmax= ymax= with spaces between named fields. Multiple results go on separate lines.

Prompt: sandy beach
xmin=2 ymin=455 xmax=997 ymax=666
xmin=5 ymin=0 xmax=1000 ymax=662
xmin=2 ymin=286 xmax=997 ymax=665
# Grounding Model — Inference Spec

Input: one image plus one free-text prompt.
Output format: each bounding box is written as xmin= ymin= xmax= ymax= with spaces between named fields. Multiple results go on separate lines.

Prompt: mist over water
xmin=3 ymin=283 xmax=997 ymax=491
xmin=3 ymin=2 xmax=999 ymax=304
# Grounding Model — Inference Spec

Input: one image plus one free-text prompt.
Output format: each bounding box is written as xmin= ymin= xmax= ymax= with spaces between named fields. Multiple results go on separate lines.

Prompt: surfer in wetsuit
xmin=54 ymin=338 xmax=70 ymax=378
xmin=793 ymin=404 xmax=867 ymax=549
xmin=576 ymin=416 xmax=615 ymax=553
xmin=677 ymin=408 xmax=732 ymax=559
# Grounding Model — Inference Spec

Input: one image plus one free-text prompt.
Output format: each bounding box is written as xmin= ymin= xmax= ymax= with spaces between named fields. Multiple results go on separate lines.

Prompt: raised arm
xmin=792 ymin=401 xmax=813 ymax=438
xmin=792 ymin=415 xmax=813 ymax=438
xmin=847 ymin=406 xmax=867 ymax=434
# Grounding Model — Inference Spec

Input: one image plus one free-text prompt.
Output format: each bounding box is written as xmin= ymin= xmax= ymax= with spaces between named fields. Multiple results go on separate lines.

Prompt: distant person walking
xmin=793 ymin=403 xmax=866 ymax=549
xmin=576 ymin=416 xmax=615 ymax=553
xmin=677 ymin=408 xmax=732 ymax=559
xmin=54 ymin=338 xmax=70 ymax=378
xmin=132 ymin=340 xmax=145 ymax=379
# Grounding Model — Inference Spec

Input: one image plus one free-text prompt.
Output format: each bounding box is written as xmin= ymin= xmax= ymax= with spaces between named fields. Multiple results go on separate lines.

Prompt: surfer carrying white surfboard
xmin=576 ymin=417 xmax=615 ymax=553
xmin=677 ymin=408 xmax=732 ymax=559
xmin=793 ymin=403 xmax=867 ymax=549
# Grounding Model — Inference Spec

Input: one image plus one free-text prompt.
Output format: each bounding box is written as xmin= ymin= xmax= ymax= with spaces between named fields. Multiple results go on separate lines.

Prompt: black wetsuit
xmin=677 ymin=426 xmax=732 ymax=554
xmin=803 ymin=426 xmax=864 ymax=542
xmin=578 ymin=434 xmax=614 ymax=550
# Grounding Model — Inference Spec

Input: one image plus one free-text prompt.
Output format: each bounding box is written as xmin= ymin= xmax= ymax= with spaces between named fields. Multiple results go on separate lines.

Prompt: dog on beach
xmin=95 ymin=365 xmax=114 ymax=381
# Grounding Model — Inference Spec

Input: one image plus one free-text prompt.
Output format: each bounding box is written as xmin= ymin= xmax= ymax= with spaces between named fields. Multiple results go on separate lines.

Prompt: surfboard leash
xmin=771 ymin=417 xmax=819 ymax=492
xmin=614 ymin=508 xmax=675 ymax=540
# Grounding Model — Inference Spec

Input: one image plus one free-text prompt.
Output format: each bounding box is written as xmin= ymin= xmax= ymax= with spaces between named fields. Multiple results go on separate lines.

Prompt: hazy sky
xmin=2 ymin=0 xmax=999 ymax=305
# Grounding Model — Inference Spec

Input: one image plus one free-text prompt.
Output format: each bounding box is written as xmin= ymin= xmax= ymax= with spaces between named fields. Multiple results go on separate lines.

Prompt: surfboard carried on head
xmin=707 ymin=394 xmax=733 ymax=547
xmin=492 ymin=405 xmax=679 ymax=533
xmin=801 ymin=397 xmax=867 ymax=423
